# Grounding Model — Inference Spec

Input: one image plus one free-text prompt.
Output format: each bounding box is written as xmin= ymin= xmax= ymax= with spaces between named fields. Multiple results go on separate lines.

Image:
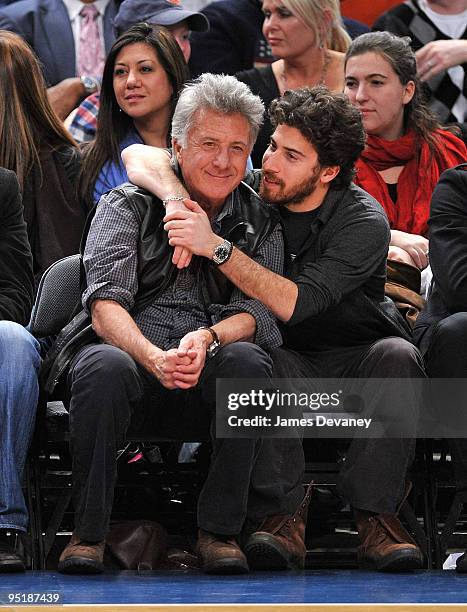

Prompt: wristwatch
xmin=212 ymin=239 xmax=233 ymax=266
xmin=80 ymin=75 xmax=100 ymax=95
xmin=198 ymin=326 xmax=221 ymax=358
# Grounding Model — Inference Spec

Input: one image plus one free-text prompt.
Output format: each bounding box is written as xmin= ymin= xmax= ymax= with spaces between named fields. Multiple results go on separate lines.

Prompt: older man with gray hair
xmin=50 ymin=73 xmax=305 ymax=575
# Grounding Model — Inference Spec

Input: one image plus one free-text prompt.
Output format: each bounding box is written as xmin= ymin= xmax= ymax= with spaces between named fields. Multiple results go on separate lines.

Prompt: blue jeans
xmin=0 ymin=322 xmax=41 ymax=532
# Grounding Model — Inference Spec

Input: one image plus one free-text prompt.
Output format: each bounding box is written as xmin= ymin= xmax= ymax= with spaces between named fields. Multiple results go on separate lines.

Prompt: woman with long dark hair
xmin=79 ymin=23 xmax=189 ymax=206
xmin=0 ymin=30 xmax=85 ymax=285
xmin=345 ymin=31 xmax=467 ymax=272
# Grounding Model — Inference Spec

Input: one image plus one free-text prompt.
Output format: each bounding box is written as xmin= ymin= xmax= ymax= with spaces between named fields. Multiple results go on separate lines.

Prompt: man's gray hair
xmin=171 ymin=73 xmax=264 ymax=147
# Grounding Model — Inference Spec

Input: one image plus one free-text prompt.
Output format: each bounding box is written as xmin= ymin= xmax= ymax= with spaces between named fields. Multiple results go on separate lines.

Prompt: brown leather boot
xmin=355 ymin=510 xmax=424 ymax=571
xmin=244 ymin=483 xmax=313 ymax=571
xmin=58 ymin=532 xmax=105 ymax=574
xmin=196 ymin=529 xmax=249 ymax=574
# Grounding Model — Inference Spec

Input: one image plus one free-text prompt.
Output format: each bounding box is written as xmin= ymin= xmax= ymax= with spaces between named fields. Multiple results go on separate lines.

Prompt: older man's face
xmin=173 ymin=108 xmax=251 ymax=210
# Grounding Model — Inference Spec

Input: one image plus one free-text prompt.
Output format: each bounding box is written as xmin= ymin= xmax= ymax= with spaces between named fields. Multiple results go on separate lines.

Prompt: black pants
xmin=271 ymin=337 xmax=426 ymax=514
xmin=65 ymin=342 xmax=304 ymax=542
xmin=422 ymin=312 xmax=467 ymax=489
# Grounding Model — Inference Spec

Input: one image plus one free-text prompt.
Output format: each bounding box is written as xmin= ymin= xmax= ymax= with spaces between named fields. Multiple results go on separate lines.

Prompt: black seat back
xmin=29 ymin=254 xmax=81 ymax=338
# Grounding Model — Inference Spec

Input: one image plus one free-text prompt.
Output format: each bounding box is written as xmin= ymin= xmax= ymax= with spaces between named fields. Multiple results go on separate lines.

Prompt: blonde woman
xmin=236 ymin=0 xmax=350 ymax=166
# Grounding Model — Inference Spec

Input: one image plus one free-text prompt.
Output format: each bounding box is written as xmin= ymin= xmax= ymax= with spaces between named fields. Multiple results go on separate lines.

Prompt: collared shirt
xmin=68 ymin=92 xmax=100 ymax=143
xmin=244 ymin=170 xmax=410 ymax=351
xmin=62 ymin=0 xmax=110 ymax=73
xmin=82 ymin=185 xmax=284 ymax=351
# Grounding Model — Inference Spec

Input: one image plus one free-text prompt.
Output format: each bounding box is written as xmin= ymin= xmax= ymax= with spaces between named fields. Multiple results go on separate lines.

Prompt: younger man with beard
xmin=124 ymin=86 xmax=426 ymax=572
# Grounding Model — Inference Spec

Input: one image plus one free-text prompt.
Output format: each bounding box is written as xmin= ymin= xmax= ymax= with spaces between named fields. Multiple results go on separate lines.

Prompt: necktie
xmin=77 ymin=3 xmax=105 ymax=77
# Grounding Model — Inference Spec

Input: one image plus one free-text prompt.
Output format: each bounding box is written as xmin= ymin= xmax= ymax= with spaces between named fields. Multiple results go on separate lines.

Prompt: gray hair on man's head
xmin=171 ymin=73 xmax=264 ymax=147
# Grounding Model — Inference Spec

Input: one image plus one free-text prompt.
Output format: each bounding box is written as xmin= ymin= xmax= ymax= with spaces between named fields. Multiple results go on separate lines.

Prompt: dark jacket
xmin=42 ymin=180 xmax=279 ymax=392
xmin=0 ymin=0 xmax=117 ymax=86
xmin=0 ymin=168 xmax=34 ymax=324
xmin=189 ymin=0 xmax=265 ymax=78
xmin=243 ymin=170 xmax=411 ymax=350
xmin=281 ymin=183 xmax=412 ymax=351
xmin=24 ymin=146 xmax=87 ymax=288
xmin=414 ymin=165 xmax=467 ymax=353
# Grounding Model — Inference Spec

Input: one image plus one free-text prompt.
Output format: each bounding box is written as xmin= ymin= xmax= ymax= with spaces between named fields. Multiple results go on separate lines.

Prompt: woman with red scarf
xmin=344 ymin=31 xmax=466 ymax=272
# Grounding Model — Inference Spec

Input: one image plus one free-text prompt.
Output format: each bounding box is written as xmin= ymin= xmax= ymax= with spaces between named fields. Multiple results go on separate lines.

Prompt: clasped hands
xmin=148 ymin=328 xmax=212 ymax=390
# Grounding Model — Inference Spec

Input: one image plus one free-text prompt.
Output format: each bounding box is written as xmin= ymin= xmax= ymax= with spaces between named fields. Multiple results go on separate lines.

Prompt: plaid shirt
xmin=82 ymin=186 xmax=283 ymax=351
xmin=69 ymin=92 xmax=100 ymax=143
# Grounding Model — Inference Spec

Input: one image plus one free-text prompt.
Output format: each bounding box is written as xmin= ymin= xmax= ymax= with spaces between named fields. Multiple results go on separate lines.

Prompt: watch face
xmin=216 ymin=245 xmax=229 ymax=261
xmin=81 ymin=76 xmax=97 ymax=93
xmin=213 ymin=241 xmax=232 ymax=264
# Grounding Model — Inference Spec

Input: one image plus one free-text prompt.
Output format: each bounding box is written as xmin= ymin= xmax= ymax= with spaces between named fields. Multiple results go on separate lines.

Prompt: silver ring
xmin=427 ymin=60 xmax=433 ymax=69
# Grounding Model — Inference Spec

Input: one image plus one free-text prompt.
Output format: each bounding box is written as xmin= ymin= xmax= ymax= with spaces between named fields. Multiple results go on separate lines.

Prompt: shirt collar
xmin=275 ymin=186 xmax=339 ymax=229
xmin=63 ymin=0 xmax=110 ymax=21
xmin=212 ymin=192 xmax=235 ymax=229
xmin=310 ymin=185 xmax=345 ymax=227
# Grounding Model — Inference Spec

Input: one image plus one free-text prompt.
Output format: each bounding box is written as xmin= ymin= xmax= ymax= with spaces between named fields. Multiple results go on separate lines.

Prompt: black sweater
xmin=0 ymin=167 xmax=34 ymax=325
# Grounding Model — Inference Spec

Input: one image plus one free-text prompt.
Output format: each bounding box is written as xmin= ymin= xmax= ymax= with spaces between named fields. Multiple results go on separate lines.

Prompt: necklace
xmin=280 ymin=50 xmax=331 ymax=90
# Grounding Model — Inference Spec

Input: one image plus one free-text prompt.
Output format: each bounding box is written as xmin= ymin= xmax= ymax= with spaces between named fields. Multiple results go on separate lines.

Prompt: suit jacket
xmin=0 ymin=168 xmax=34 ymax=325
xmin=414 ymin=165 xmax=467 ymax=353
xmin=188 ymin=0 xmax=264 ymax=77
xmin=0 ymin=0 xmax=117 ymax=85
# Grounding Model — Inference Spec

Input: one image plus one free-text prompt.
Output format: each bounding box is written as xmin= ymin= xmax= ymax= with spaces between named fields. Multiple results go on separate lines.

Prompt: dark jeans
xmin=422 ymin=312 xmax=467 ymax=489
xmin=271 ymin=337 xmax=426 ymax=514
xmin=65 ymin=341 xmax=304 ymax=542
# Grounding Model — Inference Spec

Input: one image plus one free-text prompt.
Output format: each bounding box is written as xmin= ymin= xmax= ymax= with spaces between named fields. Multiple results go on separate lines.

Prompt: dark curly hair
xmin=269 ymin=85 xmax=366 ymax=190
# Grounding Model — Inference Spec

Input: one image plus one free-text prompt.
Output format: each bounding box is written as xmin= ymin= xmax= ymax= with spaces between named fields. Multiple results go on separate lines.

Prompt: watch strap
xmin=198 ymin=326 xmax=219 ymax=345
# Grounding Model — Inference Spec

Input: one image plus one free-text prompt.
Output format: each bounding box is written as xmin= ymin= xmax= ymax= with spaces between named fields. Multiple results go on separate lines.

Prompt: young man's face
xmin=260 ymin=124 xmax=329 ymax=211
xmin=174 ymin=108 xmax=251 ymax=210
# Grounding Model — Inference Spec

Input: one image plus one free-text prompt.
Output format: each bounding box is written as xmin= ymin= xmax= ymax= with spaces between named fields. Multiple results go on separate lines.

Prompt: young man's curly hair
xmin=268 ymin=86 xmax=366 ymax=190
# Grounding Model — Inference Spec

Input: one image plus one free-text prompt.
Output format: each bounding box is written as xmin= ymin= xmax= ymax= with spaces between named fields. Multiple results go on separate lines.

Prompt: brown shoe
xmin=196 ymin=529 xmax=249 ymax=574
xmin=355 ymin=510 xmax=424 ymax=571
xmin=244 ymin=483 xmax=313 ymax=571
xmin=58 ymin=532 xmax=105 ymax=574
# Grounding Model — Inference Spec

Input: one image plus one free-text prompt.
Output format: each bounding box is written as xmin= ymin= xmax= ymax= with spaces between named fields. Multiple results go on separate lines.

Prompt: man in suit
xmin=0 ymin=169 xmax=36 ymax=572
xmin=0 ymin=0 xmax=118 ymax=118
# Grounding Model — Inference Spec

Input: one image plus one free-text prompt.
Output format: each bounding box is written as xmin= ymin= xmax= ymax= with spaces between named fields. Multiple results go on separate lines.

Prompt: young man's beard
xmin=259 ymin=165 xmax=321 ymax=207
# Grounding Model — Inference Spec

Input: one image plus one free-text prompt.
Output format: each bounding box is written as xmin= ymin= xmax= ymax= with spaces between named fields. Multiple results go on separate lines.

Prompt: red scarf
xmin=354 ymin=129 xmax=467 ymax=236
